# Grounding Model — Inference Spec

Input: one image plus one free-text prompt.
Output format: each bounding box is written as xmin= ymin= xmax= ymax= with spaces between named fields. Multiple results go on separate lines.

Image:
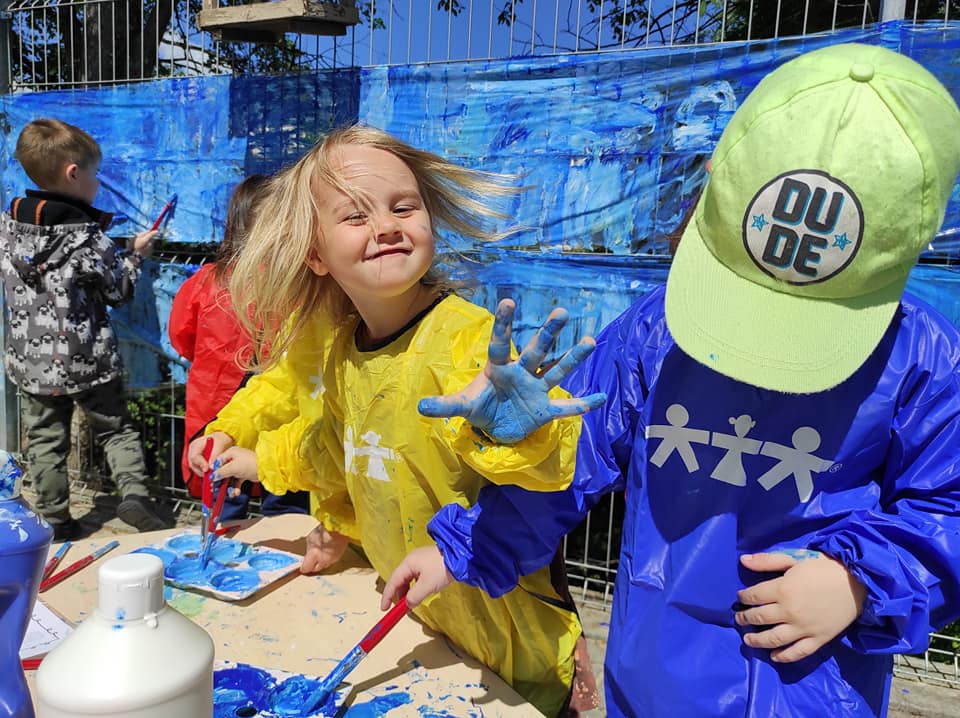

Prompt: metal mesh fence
xmin=3 ymin=1 xmax=956 ymax=90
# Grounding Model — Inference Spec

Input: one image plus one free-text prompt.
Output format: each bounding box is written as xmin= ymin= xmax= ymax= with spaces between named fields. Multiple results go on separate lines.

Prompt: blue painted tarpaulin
xmin=2 ymin=21 xmax=960 ymax=387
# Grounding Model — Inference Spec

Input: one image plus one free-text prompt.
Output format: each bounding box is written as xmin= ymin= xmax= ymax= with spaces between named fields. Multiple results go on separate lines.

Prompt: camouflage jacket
xmin=0 ymin=193 xmax=143 ymax=395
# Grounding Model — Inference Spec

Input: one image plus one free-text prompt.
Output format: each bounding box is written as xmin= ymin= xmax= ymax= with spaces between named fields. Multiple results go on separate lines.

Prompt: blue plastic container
xmin=0 ymin=451 xmax=53 ymax=718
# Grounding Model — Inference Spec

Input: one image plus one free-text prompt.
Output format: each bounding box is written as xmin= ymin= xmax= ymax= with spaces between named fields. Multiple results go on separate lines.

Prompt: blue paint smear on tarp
xmin=359 ymin=25 xmax=881 ymax=255
xmin=2 ymin=22 xmax=960 ymax=389
xmin=0 ymin=76 xmax=245 ymax=242
xmin=228 ymin=70 xmax=361 ymax=176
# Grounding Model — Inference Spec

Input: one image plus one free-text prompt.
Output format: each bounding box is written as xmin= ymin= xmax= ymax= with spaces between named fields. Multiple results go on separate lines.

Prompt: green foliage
xmin=931 ymin=620 xmax=960 ymax=657
xmin=126 ymin=384 xmax=186 ymax=487
xmin=483 ymin=0 xmax=960 ymax=49
xmin=359 ymin=1 xmax=386 ymax=30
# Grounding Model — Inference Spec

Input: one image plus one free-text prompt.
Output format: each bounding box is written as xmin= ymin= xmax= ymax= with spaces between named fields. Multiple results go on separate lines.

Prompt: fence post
xmin=0 ymin=0 xmax=10 ymax=449
xmin=881 ymin=0 xmax=907 ymax=22
xmin=0 ymin=0 xmax=10 ymax=93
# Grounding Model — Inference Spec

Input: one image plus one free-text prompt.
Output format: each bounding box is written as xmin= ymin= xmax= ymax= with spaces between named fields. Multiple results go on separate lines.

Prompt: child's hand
xmin=418 ymin=298 xmax=607 ymax=444
xmin=381 ymin=545 xmax=454 ymax=609
xmin=132 ymin=229 xmax=159 ymax=257
xmin=735 ymin=550 xmax=867 ymax=663
xmin=187 ymin=431 xmax=234 ymax=476
xmin=211 ymin=446 xmax=259 ymax=484
xmin=299 ymin=524 xmax=350 ymax=574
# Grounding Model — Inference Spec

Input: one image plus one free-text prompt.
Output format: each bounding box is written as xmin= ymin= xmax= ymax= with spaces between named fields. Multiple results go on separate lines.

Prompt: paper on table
xmin=19 ymin=600 xmax=74 ymax=659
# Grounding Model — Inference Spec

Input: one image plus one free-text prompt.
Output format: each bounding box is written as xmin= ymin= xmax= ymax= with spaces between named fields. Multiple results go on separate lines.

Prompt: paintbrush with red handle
xmin=39 ymin=540 xmax=119 ymax=593
xmin=149 ymin=195 xmax=177 ymax=231
xmin=304 ymin=597 xmax=410 ymax=712
xmin=41 ymin=541 xmax=72 ymax=581
xmin=200 ymin=436 xmax=214 ymax=548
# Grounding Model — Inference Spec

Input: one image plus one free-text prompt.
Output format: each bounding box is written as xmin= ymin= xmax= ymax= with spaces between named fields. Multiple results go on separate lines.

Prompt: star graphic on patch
xmin=751 ymin=214 xmax=768 ymax=232
xmin=832 ymin=232 xmax=850 ymax=250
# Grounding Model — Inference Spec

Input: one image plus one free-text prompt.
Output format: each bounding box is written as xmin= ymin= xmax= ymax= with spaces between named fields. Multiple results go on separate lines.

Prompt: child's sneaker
xmin=117 ymin=495 xmax=171 ymax=532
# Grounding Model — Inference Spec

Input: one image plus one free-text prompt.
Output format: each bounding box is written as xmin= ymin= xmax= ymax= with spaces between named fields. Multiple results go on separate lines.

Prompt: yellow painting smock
xmin=249 ymin=295 xmax=582 ymax=718
xmin=209 ymin=311 xmax=333 ymax=454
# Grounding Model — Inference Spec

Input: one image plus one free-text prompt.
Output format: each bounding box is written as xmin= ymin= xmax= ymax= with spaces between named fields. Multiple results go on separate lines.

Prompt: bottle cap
xmin=97 ymin=553 xmax=165 ymax=622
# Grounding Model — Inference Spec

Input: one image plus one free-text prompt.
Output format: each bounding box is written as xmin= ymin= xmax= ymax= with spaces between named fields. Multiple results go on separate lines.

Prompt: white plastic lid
xmin=97 ymin=553 xmax=165 ymax=622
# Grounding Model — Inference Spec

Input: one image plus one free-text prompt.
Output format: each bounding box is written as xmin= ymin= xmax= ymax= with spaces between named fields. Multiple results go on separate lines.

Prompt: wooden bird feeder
xmin=197 ymin=0 xmax=360 ymax=43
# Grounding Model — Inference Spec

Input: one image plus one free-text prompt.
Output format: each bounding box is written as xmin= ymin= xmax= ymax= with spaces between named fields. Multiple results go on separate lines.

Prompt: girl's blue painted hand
xmin=418 ymin=298 xmax=607 ymax=444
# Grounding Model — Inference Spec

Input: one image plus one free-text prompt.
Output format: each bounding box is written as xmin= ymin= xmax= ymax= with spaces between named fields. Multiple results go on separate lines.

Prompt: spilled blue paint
xmin=2 ymin=22 xmax=960 ymax=391
xmin=132 ymin=533 xmax=298 ymax=599
xmin=214 ymin=662 xmax=344 ymax=717
xmin=343 ymin=693 xmax=412 ymax=717
xmin=301 ymin=644 xmax=365 ymax=712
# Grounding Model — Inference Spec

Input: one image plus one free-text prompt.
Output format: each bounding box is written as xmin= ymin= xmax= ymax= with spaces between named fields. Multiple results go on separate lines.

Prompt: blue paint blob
xmin=210 ymin=569 xmax=260 ymax=594
xmin=249 ymin=553 xmax=298 ymax=571
xmin=273 ymin=675 xmax=338 ymax=716
xmin=167 ymin=534 xmax=202 ymax=552
xmin=210 ymin=539 xmax=249 ymax=563
xmin=147 ymin=532 xmax=301 ymax=598
xmin=344 ymin=693 xmax=412 ymax=717
xmin=213 ymin=663 xmax=342 ymax=718
xmin=132 ymin=546 xmax=178 ymax=567
xmin=0 ymin=452 xmax=22 ymax=498
xmin=776 ymin=548 xmax=822 ymax=561
xmin=166 ymin=557 xmax=211 ymax=584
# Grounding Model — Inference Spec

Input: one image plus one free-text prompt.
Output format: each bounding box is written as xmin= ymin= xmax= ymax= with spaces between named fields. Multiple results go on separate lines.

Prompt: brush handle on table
xmin=39 ymin=541 xmax=119 ymax=592
xmin=41 ymin=541 xmax=71 ymax=581
xmin=40 ymin=554 xmax=95 ymax=592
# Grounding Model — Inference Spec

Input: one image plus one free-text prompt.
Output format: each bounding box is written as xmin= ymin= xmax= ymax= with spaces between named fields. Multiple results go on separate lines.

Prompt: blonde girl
xmin=191 ymin=125 xmax=604 ymax=717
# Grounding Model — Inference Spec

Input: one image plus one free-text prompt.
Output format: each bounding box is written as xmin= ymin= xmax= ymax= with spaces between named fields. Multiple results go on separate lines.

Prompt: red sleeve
xmin=168 ymin=265 xmax=214 ymax=362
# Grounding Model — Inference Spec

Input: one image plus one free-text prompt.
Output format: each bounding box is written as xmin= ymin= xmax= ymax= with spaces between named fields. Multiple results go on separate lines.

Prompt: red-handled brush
xmin=304 ymin=597 xmax=410 ymax=712
xmin=149 ymin=195 xmax=177 ymax=231
xmin=200 ymin=437 xmax=214 ymax=548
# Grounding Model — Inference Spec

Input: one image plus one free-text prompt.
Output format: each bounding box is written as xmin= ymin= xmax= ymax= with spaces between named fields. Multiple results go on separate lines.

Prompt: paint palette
xmin=131 ymin=532 xmax=301 ymax=601
xmin=213 ymin=660 xmax=348 ymax=718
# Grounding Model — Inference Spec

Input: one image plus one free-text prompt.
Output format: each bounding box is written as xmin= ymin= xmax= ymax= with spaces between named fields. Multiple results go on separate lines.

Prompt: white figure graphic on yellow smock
xmin=344 ymin=426 xmax=397 ymax=482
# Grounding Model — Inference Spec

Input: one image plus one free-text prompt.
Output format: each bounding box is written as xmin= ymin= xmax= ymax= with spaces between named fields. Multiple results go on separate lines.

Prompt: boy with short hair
xmin=385 ymin=43 xmax=960 ymax=717
xmin=0 ymin=117 xmax=171 ymax=539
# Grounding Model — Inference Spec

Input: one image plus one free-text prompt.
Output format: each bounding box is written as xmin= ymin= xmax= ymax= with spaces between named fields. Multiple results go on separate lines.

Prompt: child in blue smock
xmin=384 ymin=43 xmax=960 ymax=718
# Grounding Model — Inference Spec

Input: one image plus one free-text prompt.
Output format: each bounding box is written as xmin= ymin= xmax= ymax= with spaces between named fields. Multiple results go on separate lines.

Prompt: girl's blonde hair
xmin=230 ymin=124 xmax=516 ymax=368
xmin=215 ymin=174 xmax=270 ymax=285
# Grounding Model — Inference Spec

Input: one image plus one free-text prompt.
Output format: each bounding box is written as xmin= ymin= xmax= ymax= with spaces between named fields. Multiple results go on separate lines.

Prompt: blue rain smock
xmin=224 ymin=295 xmax=583 ymax=718
xmin=428 ymin=286 xmax=960 ymax=718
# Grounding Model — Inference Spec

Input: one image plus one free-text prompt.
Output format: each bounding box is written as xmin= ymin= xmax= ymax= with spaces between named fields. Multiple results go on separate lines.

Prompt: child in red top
xmin=169 ymin=175 xmax=308 ymax=517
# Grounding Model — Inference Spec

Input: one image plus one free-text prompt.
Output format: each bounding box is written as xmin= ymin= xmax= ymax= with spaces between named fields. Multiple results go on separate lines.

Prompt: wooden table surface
xmin=28 ymin=514 xmax=542 ymax=717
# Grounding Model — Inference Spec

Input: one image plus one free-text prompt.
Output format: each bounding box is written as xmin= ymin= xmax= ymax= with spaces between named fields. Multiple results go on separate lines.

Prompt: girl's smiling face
xmin=307 ymin=144 xmax=435 ymax=312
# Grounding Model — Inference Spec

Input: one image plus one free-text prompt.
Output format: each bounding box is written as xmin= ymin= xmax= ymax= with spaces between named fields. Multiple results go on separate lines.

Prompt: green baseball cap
xmin=665 ymin=43 xmax=960 ymax=394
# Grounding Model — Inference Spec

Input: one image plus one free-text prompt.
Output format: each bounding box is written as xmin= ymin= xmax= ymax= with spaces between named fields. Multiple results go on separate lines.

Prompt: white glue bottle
xmin=35 ymin=552 xmax=214 ymax=717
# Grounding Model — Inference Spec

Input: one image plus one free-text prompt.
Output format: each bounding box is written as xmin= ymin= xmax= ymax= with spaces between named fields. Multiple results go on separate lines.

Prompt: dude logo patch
xmin=742 ymin=170 xmax=863 ymax=285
